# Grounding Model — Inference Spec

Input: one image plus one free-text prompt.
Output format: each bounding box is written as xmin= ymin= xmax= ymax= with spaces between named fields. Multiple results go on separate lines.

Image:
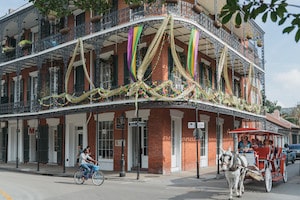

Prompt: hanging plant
xmin=214 ymin=20 xmax=222 ymax=29
xmin=246 ymin=33 xmax=253 ymax=40
xmin=257 ymin=39 xmax=263 ymax=47
xmin=193 ymin=3 xmax=204 ymax=14
xmin=18 ymin=39 xmax=32 ymax=49
xmin=2 ymin=46 xmax=15 ymax=53
xmin=59 ymin=27 xmax=70 ymax=35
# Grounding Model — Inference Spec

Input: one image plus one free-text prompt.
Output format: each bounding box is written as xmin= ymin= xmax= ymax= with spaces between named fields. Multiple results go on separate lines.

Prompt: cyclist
xmin=79 ymin=148 xmax=97 ymax=179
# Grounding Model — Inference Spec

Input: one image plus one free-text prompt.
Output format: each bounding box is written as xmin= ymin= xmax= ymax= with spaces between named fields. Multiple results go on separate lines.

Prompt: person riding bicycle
xmin=79 ymin=148 xmax=97 ymax=179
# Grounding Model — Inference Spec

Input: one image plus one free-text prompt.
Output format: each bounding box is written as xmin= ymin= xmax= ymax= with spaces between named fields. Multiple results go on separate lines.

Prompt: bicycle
xmin=74 ymin=164 xmax=105 ymax=186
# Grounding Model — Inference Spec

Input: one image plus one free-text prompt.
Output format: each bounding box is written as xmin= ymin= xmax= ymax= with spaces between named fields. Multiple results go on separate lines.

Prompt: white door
xmin=75 ymin=128 xmax=83 ymax=165
xmin=171 ymin=118 xmax=181 ymax=172
xmin=200 ymin=123 xmax=208 ymax=167
xmin=130 ymin=119 xmax=148 ymax=170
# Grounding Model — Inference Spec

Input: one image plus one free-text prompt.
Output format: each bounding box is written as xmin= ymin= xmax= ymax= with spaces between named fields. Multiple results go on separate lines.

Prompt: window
xmin=171 ymin=120 xmax=175 ymax=155
xmin=75 ymin=12 xmax=86 ymax=38
xmin=99 ymin=58 xmax=112 ymax=89
xmin=168 ymin=48 xmax=185 ymax=90
xmin=49 ymin=67 xmax=59 ymax=95
xmin=29 ymin=71 xmax=38 ymax=111
xmin=12 ymin=75 xmax=23 ymax=103
xmin=234 ymin=79 xmax=241 ymax=97
xmin=199 ymin=62 xmax=212 ymax=89
xmin=98 ymin=121 xmax=114 ymax=159
xmin=74 ymin=65 xmax=84 ymax=95
xmin=143 ymin=120 xmax=148 ymax=156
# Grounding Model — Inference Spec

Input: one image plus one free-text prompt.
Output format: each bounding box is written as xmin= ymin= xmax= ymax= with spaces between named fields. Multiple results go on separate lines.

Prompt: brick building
xmin=0 ymin=0 xmax=265 ymax=174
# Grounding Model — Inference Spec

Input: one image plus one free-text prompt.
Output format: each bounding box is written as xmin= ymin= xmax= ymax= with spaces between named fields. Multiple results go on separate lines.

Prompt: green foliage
xmin=124 ymin=0 xmax=158 ymax=6
xmin=74 ymin=0 xmax=111 ymax=15
xmin=220 ymin=0 xmax=300 ymax=42
xmin=28 ymin=0 xmax=71 ymax=18
xmin=28 ymin=0 xmax=112 ymax=18
xmin=264 ymin=99 xmax=281 ymax=113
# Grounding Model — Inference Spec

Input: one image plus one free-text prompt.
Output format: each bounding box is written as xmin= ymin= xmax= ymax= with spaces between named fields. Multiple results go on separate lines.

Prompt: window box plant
xmin=193 ymin=3 xmax=204 ymax=14
xmin=59 ymin=27 xmax=70 ymax=35
xmin=18 ymin=40 xmax=32 ymax=49
xmin=257 ymin=39 xmax=263 ymax=47
xmin=2 ymin=46 xmax=15 ymax=53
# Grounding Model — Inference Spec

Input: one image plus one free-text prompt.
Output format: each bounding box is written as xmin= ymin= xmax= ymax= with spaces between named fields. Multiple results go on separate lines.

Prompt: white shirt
xmin=80 ymin=152 xmax=92 ymax=164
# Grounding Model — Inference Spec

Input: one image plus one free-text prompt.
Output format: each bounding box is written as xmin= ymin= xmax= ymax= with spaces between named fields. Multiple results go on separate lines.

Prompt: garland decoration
xmin=39 ymin=15 xmax=262 ymax=115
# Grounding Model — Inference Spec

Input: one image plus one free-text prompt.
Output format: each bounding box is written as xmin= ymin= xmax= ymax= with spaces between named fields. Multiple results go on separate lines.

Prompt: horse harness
xmin=221 ymin=152 xmax=243 ymax=171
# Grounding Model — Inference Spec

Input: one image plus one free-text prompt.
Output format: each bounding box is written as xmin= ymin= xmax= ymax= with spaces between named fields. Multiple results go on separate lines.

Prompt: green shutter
xmin=57 ymin=124 xmax=63 ymax=165
xmin=38 ymin=124 xmax=49 ymax=164
xmin=27 ymin=77 xmax=31 ymax=101
xmin=168 ymin=48 xmax=173 ymax=80
xmin=124 ymin=53 xmax=130 ymax=85
xmin=23 ymin=126 xmax=29 ymax=163
xmin=112 ymin=55 xmax=118 ymax=88
xmin=199 ymin=62 xmax=204 ymax=86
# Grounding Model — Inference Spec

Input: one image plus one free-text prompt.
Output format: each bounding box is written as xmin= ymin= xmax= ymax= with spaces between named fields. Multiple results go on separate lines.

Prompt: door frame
xmin=126 ymin=109 xmax=150 ymax=171
xmin=170 ymin=109 xmax=183 ymax=172
xmin=200 ymin=114 xmax=210 ymax=167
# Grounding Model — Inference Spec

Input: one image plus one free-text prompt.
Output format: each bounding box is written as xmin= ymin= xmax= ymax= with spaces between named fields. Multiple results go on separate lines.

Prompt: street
xmin=0 ymin=162 xmax=300 ymax=200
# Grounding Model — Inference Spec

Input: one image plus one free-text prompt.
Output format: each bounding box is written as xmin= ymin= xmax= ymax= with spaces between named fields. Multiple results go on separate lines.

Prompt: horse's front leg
xmin=239 ymin=168 xmax=247 ymax=195
xmin=234 ymin=175 xmax=240 ymax=197
xmin=226 ymin=175 xmax=233 ymax=200
xmin=229 ymin=180 xmax=233 ymax=200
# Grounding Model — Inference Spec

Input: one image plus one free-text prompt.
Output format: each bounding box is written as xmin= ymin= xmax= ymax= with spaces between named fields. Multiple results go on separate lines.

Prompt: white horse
xmin=220 ymin=149 xmax=248 ymax=200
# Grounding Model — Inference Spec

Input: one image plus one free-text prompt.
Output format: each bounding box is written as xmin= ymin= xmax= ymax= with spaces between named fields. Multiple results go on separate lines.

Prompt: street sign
xmin=129 ymin=121 xmax=147 ymax=127
xmin=188 ymin=122 xmax=205 ymax=129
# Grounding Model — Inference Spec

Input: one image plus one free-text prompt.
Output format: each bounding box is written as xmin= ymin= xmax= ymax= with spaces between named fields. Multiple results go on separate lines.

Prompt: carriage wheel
xmin=283 ymin=162 xmax=288 ymax=183
xmin=265 ymin=168 xmax=272 ymax=192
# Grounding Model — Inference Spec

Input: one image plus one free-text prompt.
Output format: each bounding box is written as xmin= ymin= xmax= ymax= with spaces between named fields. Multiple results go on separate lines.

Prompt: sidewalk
xmin=0 ymin=162 xmax=223 ymax=182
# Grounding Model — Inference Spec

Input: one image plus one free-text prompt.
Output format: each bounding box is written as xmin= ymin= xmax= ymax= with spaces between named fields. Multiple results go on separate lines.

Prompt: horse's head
xmin=219 ymin=149 xmax=233 ymax=171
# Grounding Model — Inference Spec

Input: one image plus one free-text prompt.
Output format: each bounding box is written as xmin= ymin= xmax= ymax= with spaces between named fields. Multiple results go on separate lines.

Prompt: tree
xmin=264 ymin=99 xmax=281 ymax=113
xmin=220 ymin=0 xmax=300 ymax=42
xmin=28 ymin=0 xmax=111 ymax=18
xmin=291 ymin=103 xmax=300 ymax=125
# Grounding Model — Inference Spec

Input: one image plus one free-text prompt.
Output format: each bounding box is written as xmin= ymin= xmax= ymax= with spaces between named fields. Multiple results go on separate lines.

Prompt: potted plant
xmin=59 ymin=27 xmax=70 ymax=35
xmin=214 ymin=20 xmax=222 ymax=29
xmin=257 ymin=39 xmax=263 ymax=47
xmin=193 ymin=2 xmax=204 ymax=14
xmin=246 ymin=32 xmax=253 ymax=40
xmin=2 ymin=46 xmax=15 ymax=54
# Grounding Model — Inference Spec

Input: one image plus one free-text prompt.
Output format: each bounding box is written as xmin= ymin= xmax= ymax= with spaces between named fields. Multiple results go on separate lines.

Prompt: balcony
xmin=0 ymin=1 xmax=264 ymax=70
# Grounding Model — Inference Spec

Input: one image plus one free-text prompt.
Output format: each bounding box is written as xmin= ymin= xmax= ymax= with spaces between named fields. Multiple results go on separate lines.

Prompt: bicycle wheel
xmin=92 ymin=170 xmax=105 ymax=186
xmin=74 ymin=170 xmax=85 ymax=184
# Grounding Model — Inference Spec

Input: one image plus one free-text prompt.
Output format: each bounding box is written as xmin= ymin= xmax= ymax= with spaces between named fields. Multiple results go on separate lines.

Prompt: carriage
xmin=228 ymin=128 xmax=288 ymax=192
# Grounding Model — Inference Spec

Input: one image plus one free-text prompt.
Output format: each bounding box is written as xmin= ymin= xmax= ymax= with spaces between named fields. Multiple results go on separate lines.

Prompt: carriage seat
xmin=253 ymin=147 xmax=271 ymax=170
xmin=242 ymin=151 xmax=256 ymax=166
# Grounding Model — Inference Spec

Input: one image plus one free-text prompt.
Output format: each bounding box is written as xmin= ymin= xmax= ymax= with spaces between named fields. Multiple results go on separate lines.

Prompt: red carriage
xmin=228 ymin=128 xmax=288 ymax=192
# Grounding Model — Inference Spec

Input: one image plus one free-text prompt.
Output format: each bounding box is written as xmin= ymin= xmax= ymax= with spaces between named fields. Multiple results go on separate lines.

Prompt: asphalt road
xmin=0 ymin=161 xmax=300 ymax=200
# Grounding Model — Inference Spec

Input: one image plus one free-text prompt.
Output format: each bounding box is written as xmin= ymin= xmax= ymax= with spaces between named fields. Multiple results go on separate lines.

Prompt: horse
xmin=220 ymin=148 xmax=248 ymax=200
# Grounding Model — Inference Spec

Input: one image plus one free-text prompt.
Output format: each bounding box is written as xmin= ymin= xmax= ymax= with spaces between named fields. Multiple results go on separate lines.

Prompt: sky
xmin=1 ymin=0 xmax=300 ymax=108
